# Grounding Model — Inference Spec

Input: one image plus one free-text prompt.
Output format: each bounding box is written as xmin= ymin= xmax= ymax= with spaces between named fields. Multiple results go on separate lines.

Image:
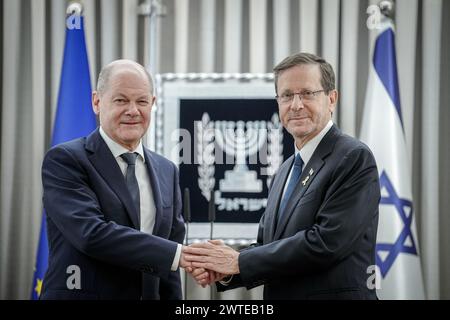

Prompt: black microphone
xmin=208 ymin=189 xmax=216 ymax=300
xmin=183 ymin=188 xmax=191 ymax=300
xmin=183 ymin=188 xmax=191 ymax=223
xmin=208 ymin=189 xmax=216 ymax=223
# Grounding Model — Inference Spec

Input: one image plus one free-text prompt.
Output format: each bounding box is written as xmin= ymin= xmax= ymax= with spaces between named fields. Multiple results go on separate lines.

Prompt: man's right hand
xmin=181 ymin=244 xmax=226 ymax=287
xmin=179 ymin=247 xmax=192 ymax=269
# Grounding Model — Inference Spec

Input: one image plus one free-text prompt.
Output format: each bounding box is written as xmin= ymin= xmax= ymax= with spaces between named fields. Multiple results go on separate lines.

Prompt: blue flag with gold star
xmin=30 ymin=15 xmax=96 ymax=299
xmin=360 ymin=17 xmax=425 ymax=299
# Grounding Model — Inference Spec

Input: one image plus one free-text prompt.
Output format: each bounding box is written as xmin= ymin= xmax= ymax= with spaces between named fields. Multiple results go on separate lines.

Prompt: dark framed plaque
xmin=147 ymin=74 xmax=294 ymax=242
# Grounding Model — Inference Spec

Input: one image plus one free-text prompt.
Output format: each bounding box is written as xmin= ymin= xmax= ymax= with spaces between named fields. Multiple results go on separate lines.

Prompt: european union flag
xmin=30 ymin=15 xmax=96 ymax=300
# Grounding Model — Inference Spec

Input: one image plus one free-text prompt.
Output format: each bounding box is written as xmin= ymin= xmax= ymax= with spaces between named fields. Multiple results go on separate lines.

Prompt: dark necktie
xmin=121 ymin=152 xmax=140 ymax=216
xmin=278 ymin=154 xmax=304 ymax=222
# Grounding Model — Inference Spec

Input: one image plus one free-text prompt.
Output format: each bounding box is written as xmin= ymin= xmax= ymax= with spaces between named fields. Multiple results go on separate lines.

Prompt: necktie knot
xmin=120 ymin=152 xmax=140 ymax=223
xmin=293 ymin=154 xmax=304 ymax=168
xmin=121 ymin=152 xmax=138 ymax=166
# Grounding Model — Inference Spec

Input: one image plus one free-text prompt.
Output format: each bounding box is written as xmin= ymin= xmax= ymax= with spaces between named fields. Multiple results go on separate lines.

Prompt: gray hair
xmin=96 ymin=59 xmax=154 ymax=95
xmin=273 ymin=52 xmax=335 ymax=95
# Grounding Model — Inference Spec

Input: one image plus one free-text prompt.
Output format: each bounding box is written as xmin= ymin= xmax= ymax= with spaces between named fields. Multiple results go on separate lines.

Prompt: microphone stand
xmin=183 ymin=188 xmax=191 ymax=300
xmin=208 ymin=189 xmax=216 ymax=300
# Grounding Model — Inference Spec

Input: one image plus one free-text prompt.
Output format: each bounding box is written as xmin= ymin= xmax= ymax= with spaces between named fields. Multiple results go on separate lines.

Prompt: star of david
xmin=376 ymin=170 xmax=418 ymax=278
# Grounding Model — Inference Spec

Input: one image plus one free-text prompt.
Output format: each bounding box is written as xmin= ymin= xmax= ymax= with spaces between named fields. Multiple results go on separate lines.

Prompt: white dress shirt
xmin=281 ymin=120 xmax=334 ymax=198
xmin=99 ymin=127 xmax=181 ymax=271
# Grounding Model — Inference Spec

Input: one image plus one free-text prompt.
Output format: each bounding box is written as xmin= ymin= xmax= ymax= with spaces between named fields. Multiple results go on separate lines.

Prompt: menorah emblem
xmin=197 ymin=112 xmax=283 ymax=202
xmin=215 ymin=120 xmax=266 ymax=193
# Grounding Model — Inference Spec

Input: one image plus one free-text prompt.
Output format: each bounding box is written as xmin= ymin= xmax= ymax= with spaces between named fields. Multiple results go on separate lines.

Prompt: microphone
xmin=208 ymin=189 xmax=216 ymax=240
xmin=208 ymin=189 xmax=216 ymax=300
xmin=183 ymin=188 xmax=191 ymax=223
xmin=183 ymin=188 xmax=191 ymax=247
xmin=183 ymin=188 xmax=191 ymax=300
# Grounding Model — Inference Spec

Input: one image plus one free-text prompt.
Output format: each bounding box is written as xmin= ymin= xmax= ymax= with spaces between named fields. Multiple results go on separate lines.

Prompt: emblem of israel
xmin=196 ymin=113 xmax=283 ymax=212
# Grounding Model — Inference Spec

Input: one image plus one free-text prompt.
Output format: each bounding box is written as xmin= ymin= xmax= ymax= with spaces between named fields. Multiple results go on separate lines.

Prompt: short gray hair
xmin=96 ymin=59 xmax=154 ymax=95
xmin=273 ymin=52 xmax=335 ymax=95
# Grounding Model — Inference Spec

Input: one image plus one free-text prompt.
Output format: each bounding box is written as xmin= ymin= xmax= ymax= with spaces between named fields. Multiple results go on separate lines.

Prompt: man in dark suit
xmin=40 ymin=60 xmax=188 ymax=299
xmin=184 ymin=53 xmax=380 ymax=299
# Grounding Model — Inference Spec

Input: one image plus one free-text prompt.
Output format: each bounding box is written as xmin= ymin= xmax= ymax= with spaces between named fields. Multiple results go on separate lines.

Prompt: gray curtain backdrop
xmin=1 ymin=0 xmax=449 ymax=299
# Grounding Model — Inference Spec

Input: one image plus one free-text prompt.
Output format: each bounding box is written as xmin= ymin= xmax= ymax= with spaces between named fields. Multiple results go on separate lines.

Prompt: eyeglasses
xmin=276 ymin=90 xmax=326 ymax=104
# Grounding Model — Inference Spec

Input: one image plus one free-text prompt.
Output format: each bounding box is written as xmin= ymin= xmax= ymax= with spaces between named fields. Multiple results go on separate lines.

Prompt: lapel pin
xmin=302 ymin=175 xmax=310 ymax=186
xmin=309 ymin=168 xmax=314 ymax=176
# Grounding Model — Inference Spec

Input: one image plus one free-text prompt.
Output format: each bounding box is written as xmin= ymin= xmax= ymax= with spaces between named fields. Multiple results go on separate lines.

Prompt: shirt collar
xmin=99 ymin=126 xmax=145 ymax=163
xmin=295 ymin=120 xmax=333 ymax=166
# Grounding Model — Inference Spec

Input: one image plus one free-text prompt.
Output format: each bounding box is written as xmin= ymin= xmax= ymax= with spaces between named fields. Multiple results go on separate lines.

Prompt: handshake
xmin=179 ymin=240 xmax=240 ymax=287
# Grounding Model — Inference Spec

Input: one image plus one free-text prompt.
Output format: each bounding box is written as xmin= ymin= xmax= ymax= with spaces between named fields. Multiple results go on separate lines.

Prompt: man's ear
xmin=92 ymin=91 xmax=100 ymax=115
xmin=328 ymin=90 xmax=338 ymax=114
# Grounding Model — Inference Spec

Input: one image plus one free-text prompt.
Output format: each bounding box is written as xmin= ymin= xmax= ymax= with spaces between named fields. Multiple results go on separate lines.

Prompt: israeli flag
xmin=360 ymin=18 xmax=425 ymax=299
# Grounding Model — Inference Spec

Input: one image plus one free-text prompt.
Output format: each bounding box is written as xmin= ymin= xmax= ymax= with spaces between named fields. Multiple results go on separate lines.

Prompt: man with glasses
xmin=184 ymin=53 xmax=381 ymax=300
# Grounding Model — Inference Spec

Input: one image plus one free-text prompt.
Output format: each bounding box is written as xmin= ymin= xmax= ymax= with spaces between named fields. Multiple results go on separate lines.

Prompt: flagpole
xmin=138 ymin=1 xmax=166 ymax=151
xmin=137 ymin=0 xmax=166 ymax=75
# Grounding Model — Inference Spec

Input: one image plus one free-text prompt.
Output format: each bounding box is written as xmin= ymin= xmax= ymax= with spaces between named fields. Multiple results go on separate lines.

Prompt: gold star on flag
xmin=35 ymin=278 xmax=43 ymax=297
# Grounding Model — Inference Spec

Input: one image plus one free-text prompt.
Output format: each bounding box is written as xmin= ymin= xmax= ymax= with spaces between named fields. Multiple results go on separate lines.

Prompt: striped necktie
xmin=278 ymin=154 xmax=304 ymax=222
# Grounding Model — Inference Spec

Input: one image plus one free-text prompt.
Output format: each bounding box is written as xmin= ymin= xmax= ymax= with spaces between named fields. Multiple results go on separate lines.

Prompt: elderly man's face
xmin=92 ymin=67 xmax=154 ymax=150
xmin=277 ymin=64 xmax=337 ymax=148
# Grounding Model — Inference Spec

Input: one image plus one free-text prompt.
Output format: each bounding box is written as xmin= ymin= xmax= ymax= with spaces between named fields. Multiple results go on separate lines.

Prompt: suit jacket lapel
xmin=265 ymin=155 xmax=294 ymax=242
xmin=143 ymin=150 xmax=163 ymax=235
xmin=85 ymin=129 xmax=140 ymax=230
xmin=273 ymin=125 xmax=340 ymax=240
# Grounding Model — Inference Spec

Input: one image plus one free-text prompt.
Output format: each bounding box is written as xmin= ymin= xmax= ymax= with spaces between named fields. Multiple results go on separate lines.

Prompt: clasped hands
xmin=180 ymin=240 xmax=240 ymax=287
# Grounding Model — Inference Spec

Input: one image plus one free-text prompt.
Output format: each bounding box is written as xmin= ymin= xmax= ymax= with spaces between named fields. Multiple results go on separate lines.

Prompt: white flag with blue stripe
xmin=360 ymin=18 xmax=425 ymax=299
